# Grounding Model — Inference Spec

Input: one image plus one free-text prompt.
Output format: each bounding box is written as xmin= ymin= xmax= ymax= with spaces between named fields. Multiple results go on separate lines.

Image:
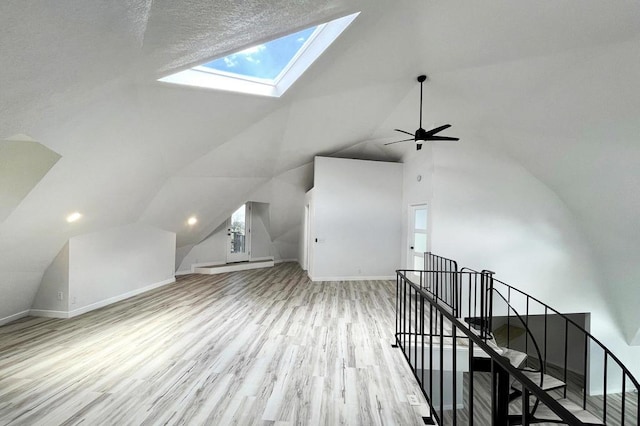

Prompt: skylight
xmin=158 ymin=12 xmax=360 ymax=98
xmin=202 ymin=26 xmax=318 ymax=81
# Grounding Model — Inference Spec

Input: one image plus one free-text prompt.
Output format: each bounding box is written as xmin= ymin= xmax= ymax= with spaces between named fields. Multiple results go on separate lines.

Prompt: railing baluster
xmin=452 ymin=325 xmax=457 ymax=425
xmin=439 ymin=311 xmax=444 ymax=422
xmin=421 ymin=293 xmax=425 ymax=396
xmin=603 ymin=352 xmax=607 ymax=423
xmin=507 ymin=287 xmax=511 ymax=347
xmin=414 ymin=287 xmax=418 ymax=374
xmin=430 ymin=300 xmax=434 ymax=407
xmin=525 ymin=297 xmax=529 ymax=364
xmin=583 ymin=334 xmax=588 ymax=410
xmin=480 ymin=276 xmax=485 ymax=340
xmin=469 ymin=339 xmax=474 ymax=426
xmin=522 ymin=387 xmax=530 ymax=425
xmin=564 ymin=319 xmax=568 ymax=399
xmin=468 ymin=275 xmax=472 ymax=326
xmin=405 ymin=278 xmax=409 ymax=351
xmin=622 ymin=373 xmax=626 ymax=426
xmin=399 ymin=277 xmax=403 ymax=348
xmin=544 ymin=306 xmax=548 ymax=374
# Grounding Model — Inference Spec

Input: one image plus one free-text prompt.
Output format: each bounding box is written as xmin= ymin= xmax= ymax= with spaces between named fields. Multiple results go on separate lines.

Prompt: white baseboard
xmin=29 ymin=277 xmax=176 ymax=319
xmin=29 ymin=309 xmax=70 ymax=319
xmin=0 ymin=310 xmax=31 ymax=326
xmin=189 ymin=257 xmax=279 ymax=272
xmin=194 ymin=260 xmax=274 ymax=275
xmin=310 ymin=275 xmax=395 ymax=282
xmin=68 ymin=277 xmax=176 ymax=318
xmin=275 ymin=258 xmax=298 ymax=264
xmin=175 ymin=269 xmax=193 ymax=276
xmin=190 ymin=260 xmax=225 ymax=272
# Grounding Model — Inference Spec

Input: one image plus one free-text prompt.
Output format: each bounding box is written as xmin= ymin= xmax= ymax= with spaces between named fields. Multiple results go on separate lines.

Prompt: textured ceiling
xmin=1 ymin=0 xmax=640 ymax=340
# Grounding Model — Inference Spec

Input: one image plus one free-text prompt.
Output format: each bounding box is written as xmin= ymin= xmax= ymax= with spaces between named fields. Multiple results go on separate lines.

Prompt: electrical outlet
xmin=71 ymin=296 xmax=77 ymax=305
xmin=407 ymin=394 xmax=421 ymax=406
xmin=57 ymin=291 xmax=63 ymax=301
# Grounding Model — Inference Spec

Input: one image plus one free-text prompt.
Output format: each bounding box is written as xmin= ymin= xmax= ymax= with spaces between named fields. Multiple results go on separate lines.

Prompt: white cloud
xmin=223 ymin=55 xmax=238 ymax=67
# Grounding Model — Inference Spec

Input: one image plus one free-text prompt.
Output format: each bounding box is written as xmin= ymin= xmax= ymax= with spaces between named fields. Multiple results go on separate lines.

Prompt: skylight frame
xmin=158 ymin=12 xmax=360 ymax=98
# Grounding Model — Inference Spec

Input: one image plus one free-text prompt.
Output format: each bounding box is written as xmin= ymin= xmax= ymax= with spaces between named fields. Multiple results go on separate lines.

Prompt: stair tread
xmin=534 ymin=398 xmax=604 ymax=425
xmin=473 ymin=339 xmax=528 ymax=369
xmin=500 ymin=347 xmax=527 ymax=368
xmin=513 ymin=370 xmax=566 ymax=391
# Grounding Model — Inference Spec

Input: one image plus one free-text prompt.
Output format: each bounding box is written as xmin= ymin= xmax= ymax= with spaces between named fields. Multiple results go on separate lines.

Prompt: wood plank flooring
xmin=0 ymin=263 xmax=429 ymax=426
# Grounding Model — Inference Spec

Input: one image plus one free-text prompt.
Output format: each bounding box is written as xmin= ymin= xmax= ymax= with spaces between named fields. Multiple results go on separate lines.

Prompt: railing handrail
xmin=397 ymin=270 xmax=588 ymax=426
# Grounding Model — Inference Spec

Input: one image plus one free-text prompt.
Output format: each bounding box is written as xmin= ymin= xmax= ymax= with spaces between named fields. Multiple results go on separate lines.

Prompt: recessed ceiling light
xmin=187 ymin=216 xmax=198 ymax=226
xmin=66 ymin=212 xmax=82 ymax=223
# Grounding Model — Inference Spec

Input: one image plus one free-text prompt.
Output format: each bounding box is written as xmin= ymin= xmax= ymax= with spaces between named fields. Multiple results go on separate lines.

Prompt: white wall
xmin=310 ymin=157 xmax=402 ymax=280
xmin=251 ymin=202 xmax=273 ymax=259
xmin=68 ymin=223 xmax=176 ymax=314
xmin=31 ymin=242 xmax=70 ymax=313
xmin=401 ymin=145 xmax=435 ymax=269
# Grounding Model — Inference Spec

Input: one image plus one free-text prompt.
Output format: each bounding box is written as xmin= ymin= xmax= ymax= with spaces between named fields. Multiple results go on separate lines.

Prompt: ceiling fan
xmin=385 ymin=75 xmax=459 ymax=150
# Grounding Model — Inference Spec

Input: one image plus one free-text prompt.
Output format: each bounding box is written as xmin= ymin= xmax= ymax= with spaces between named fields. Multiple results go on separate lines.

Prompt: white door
xmin=408 ymin=204 xmax=428 ymax=270
xmin=227 ymin=204 xmax=250 ymax=263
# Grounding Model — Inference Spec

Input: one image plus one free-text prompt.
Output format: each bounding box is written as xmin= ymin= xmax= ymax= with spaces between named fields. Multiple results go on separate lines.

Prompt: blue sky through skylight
xmin=203 ymin=26 xmax=318 ymax=80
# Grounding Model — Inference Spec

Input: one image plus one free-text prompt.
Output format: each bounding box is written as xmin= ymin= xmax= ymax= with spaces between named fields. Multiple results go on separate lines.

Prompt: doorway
xmin=408 ymin=204 xmax=428 ymax=270
xmin=227 ymin=204 xmax=250 ymax=263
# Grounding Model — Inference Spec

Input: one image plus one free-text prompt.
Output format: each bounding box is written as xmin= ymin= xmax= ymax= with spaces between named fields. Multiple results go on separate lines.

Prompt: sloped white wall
xmin=68 ymin=224 xmax=176 ymax=314
xmin=310 ymin=156 xmax=402 ymax=280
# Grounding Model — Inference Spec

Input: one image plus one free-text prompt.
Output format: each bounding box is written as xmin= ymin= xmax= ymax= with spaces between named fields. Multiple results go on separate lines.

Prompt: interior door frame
xmin=407 ymin=203 xmax=429 ymax=270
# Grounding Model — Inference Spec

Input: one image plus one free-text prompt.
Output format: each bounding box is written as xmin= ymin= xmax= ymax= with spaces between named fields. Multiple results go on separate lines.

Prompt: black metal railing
xmin=395 ymin=270 xmax=591 ymax=425
xmin=490 ymin=275 xmax=640 ymax=425
xmin=394 ymin=252 xmax=640 ymax=425
xmin=411 ymin=253 xmax=460 ymax=317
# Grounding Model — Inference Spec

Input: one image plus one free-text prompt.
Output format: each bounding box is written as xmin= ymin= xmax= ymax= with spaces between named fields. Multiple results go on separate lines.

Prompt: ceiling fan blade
xmin=384 ymin=138 xmax=415 ymax=146
xmin=394 ymin=129 xmax=415 ymax=137
xmin=427 ymin=135 xmax=459 ymax=141
xmin=425 ymin=124 xmax=452 ymax=136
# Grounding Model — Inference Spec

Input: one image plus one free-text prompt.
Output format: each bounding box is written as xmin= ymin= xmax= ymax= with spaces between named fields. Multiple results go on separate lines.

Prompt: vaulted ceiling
xmin=1 ymin=1 xmax=639 ymax=339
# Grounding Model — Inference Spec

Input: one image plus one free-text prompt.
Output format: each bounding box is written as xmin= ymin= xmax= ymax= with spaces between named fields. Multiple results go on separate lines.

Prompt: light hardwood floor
xmin=0 ymin=263 xmax=430 ymax=426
